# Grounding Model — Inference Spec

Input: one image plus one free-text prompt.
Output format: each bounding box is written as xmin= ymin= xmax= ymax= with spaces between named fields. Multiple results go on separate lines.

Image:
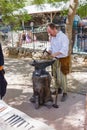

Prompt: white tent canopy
xmin=15 ymin=1 xmax=69 ymax=15
xmin=24 ymin=2 xmax=69 ymax=14
xmin=12 ymin=0 xmax=87 ymax=16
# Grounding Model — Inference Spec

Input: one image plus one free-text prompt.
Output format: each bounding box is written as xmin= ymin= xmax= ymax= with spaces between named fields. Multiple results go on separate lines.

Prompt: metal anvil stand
xmin=30 ymin=59 xmax=55 ymax=109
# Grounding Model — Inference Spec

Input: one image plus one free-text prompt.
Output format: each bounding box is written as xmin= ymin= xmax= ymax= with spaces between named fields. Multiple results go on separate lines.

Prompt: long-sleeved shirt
xmin=49 ymin=31 xmax=69 ymax=58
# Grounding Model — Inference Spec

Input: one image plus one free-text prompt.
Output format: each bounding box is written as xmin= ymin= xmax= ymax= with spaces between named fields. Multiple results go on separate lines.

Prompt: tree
xmin=65 ymin=0 xmax=78 ymax=53
xmin=0 ymin=0 xmax=31 ymax=29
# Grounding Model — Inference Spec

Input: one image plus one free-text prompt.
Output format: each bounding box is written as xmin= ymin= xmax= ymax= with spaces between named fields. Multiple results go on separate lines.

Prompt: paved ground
xmin=2 ymin=57 xmax=86 ymax=130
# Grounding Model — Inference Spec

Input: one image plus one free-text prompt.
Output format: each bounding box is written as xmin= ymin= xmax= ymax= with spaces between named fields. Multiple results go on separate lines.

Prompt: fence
xmin=1 ymin=24 xmax=87 ymax=54
xmin=73 ymin=26 xmax=87 ymax=53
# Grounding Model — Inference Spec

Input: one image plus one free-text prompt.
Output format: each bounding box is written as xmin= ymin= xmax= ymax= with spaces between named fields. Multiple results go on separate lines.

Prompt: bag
xmin=0 ymin=70 xmax=7 ymax=99
xmin=59 ymin=56 xmax=71 ymax=75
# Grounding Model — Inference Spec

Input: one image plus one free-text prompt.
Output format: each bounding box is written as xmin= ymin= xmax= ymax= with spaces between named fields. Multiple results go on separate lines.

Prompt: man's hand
xmin=51 ymin=52 xmax=62 ymax=58
xmin=51 ymin=53 xmax=57 ymax=58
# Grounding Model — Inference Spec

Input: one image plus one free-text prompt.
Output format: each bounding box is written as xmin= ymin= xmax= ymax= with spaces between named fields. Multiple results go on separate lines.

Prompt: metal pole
xmin=30 ymin=22 xmax=35 ymax=51
xmin=22 ymin=20 xmax=25 ymax=30
xmin=10 ymin=26 xmax=14 ymax=47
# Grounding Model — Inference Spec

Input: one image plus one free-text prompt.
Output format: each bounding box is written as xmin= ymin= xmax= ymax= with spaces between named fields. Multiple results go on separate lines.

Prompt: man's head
xmin=47 ymin=23 xmax=58 ymax=37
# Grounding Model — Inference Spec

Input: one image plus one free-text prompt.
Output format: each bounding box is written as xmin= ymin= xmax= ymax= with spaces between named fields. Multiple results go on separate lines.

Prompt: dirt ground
xmin=2 ymin=55 xmax=87 ymax=130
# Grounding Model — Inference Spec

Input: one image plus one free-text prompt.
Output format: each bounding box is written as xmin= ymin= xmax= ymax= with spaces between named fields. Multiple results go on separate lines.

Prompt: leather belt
xmin=0 ymin=66 xmax=3 ymax=71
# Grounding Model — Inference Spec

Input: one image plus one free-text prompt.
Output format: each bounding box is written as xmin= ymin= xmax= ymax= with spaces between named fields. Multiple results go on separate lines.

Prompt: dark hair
xmin=47 ymin=23 xmax=57 ymax=29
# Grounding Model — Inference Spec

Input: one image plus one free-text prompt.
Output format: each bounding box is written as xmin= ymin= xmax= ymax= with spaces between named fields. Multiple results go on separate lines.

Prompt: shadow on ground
xmin=4 ymin=88 xmax=85 ymax=130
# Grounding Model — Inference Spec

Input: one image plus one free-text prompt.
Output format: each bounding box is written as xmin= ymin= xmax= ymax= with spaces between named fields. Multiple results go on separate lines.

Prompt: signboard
xmin=0 ymin=100 xmax=54 ymax=130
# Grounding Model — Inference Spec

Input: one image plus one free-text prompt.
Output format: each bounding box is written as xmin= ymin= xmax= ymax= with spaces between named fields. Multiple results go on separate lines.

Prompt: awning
xmin=14 ymin=2 xmax=69 ymax=15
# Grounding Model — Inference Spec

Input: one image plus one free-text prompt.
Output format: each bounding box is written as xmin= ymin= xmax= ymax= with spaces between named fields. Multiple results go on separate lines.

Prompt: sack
xmin=59 ymin=56 xmax=71 ymax=75
xmin=0 ymin=70 xmax=7 ymax=99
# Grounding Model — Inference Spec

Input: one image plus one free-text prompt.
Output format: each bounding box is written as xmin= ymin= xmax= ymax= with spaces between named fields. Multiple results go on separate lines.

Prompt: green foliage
xmin=78 ymin=4 xmax=87 ymax=18
xmin=61 ymin=10 xmax=68 ymax=16
xmin=46 ymin=0 xmax=68 ymax=3
xmin=31 ymin=0 xmax=68 ymax=4
xmin=0 ymin=0 xmax=31 ymax=29
xmin=31 ymin=0 xmax=45 ymax=5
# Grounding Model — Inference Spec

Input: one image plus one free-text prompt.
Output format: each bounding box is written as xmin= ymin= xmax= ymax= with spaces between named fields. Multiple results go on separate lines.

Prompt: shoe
xmin=58 ymin=88 xmax=62 ymax=94
xmin=51 ymin=88 xmax=62 ymax=95
xmin=30 ymin=96 xmax=35 ymax=103
xmin=61 ymin=93 xmax=68 ymax=102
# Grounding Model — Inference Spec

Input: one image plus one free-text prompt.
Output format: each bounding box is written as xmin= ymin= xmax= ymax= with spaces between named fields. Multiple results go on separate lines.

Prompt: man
xmin=0 ymin=43 xmax=7 ymax=99
xmin=46 ymin=23 xmax=69 ymax=102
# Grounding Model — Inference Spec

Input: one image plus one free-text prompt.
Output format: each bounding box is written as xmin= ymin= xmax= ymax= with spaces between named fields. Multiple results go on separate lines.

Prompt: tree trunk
xmin=65 ymin=0 xmax=78 ymax=71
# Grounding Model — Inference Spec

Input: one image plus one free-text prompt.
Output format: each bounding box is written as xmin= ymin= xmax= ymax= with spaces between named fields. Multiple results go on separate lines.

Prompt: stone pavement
xmin=3 ymin=57 xmax=86 ymax=130
xmin=0 ymin=100 xmax=54 ymax=130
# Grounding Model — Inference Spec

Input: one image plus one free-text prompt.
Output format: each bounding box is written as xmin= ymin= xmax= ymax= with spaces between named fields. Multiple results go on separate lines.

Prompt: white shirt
xmin=49 ymin=31 xmax=69 ymax=58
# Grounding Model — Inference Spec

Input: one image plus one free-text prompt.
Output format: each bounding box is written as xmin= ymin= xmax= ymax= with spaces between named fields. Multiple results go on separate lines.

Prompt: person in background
xmin=72 ymin=13 xmax=83 ymax=52
xmin=46 ymin=23 xmax=70 ymax=102
xmin=20 ymin=30 xmax=26 ymax=46
xmin=0 ymin=43 xmax=7 ymax=99
xmin=52 ymin=12 xmax=61 ymax=25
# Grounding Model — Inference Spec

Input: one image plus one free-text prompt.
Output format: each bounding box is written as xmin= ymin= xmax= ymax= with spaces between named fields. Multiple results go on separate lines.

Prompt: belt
xmin=0 ymin=66 xmax=3 ymax=71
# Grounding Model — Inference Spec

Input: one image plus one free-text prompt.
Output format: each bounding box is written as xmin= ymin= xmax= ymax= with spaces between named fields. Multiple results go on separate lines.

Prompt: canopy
xmin=15 ymin=2 xmax=69 ymax=15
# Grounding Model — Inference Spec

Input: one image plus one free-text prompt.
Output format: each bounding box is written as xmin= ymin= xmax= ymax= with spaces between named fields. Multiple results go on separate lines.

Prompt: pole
xmin=30 ymin=22 xmax=35 ymax=51
xmin=10 ymin=25 xmax=14 ymax=47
